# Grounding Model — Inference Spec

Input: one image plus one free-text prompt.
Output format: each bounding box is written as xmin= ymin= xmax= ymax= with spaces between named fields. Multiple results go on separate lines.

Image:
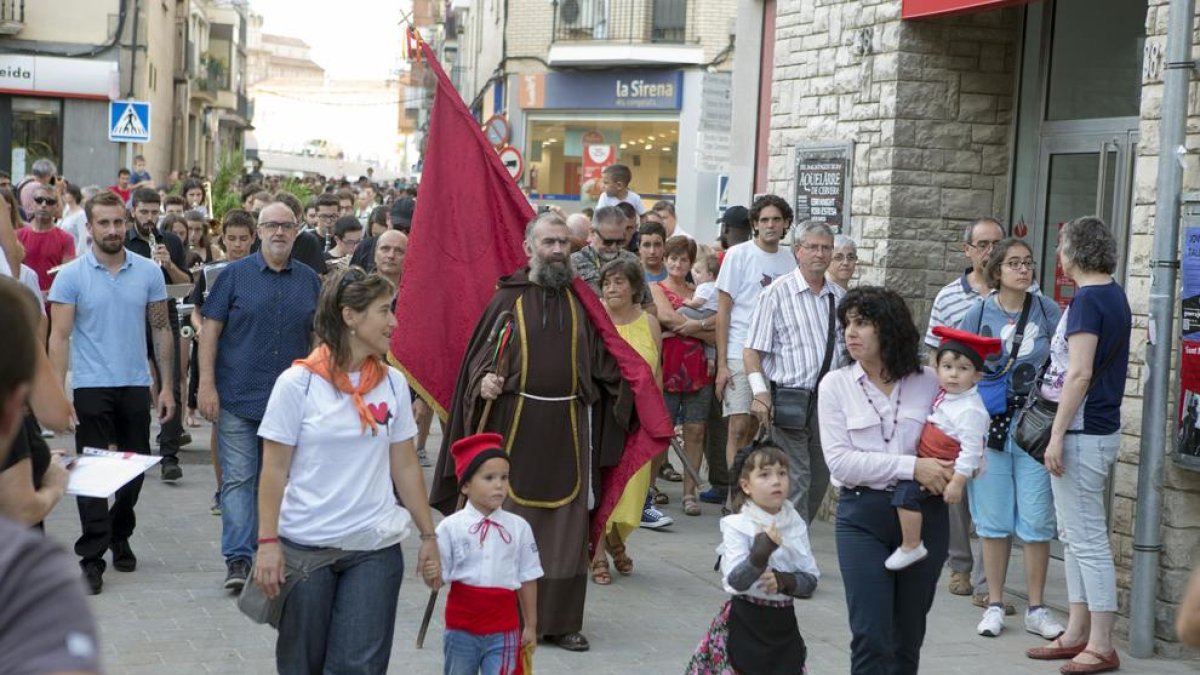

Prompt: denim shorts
xmin=664 ymin=385 xmax=714 ymax=425
xmin=967 ymin=421 xmax=1055 ymax=542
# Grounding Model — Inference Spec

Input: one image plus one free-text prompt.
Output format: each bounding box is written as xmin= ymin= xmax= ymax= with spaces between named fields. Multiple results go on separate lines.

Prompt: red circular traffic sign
xmin=497 ymin=146 xmax=524 ymax=181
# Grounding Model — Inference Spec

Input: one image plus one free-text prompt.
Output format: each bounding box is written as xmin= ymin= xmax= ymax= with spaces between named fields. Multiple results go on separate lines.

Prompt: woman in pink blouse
xmin=817 ymin=287 xmax=955 ymax=675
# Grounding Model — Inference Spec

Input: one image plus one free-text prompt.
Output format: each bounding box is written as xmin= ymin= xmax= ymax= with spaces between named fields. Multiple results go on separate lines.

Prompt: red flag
xmin=392 ymin=44 xmax=673 ymax=550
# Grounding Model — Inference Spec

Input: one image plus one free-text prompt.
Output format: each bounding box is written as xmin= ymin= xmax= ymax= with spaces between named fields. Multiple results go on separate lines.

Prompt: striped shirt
xmin=745 ymin=270 xmax=846 ymax=389
xmin=924 ymin=268 xmax=979 ymax=349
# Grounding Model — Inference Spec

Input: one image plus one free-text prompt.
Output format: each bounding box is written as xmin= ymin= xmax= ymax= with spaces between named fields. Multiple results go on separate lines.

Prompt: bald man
xmin=374 ymin=229 xmax=407 ymax=285
xmin=566 ymin=213 xmax=591 ymax=254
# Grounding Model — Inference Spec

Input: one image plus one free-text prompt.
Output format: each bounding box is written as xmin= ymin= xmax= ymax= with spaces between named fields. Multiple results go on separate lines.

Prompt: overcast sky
xmin=249 ymin=0 xmax=407 ymax=80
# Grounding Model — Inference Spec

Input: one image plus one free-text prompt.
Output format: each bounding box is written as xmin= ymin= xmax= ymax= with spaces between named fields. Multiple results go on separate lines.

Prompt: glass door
xmin=1033 ymin=128 xmax=1136 ymax=308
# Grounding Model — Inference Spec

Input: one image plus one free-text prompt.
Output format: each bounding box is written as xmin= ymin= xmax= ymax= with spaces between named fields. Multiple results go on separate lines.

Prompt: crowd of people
xmin=0 ymin=154 xmax=1150 ymax=675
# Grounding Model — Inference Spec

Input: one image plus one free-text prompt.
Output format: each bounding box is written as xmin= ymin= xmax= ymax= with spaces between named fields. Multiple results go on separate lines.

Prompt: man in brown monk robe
xmin=430 ymin=211 xmax=634 ymax=653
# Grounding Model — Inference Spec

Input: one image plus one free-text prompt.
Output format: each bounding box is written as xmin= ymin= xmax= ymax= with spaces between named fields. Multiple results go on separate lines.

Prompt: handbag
xmin=771 ymin=294 xmax=837 ymax=430
xmin=975 ymin=294 xmax=1032 ymax=416
xmin=1013 ymin=338 xmax=1125 ymax=463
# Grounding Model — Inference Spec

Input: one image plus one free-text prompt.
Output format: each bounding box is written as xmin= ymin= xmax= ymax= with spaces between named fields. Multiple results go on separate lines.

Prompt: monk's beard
xmin=530 ymin=254 xmax=574 ymax=290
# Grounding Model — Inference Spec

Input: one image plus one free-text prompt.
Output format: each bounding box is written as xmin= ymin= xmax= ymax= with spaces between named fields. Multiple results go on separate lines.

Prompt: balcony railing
xmin=552 ymin=0 xmax=691 ymax=45
xmin=0 ymin=0 xmax=25 ymax=35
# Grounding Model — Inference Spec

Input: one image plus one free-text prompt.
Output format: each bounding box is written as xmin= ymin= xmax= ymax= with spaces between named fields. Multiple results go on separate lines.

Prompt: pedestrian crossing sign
xmin=108 ymin=100 xmax=151 ymax=143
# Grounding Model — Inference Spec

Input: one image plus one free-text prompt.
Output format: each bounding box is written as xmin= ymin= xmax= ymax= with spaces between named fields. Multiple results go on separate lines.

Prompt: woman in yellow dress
xmin=591 ymin=258 xmax=662 ymax=584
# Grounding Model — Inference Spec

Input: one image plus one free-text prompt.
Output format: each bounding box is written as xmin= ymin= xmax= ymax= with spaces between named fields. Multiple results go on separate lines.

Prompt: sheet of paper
xmin=65 ymin=448 xmax=162 ymax=499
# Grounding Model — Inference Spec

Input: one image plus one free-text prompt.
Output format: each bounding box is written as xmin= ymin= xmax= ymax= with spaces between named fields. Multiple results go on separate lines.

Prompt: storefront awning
xmin=901 ymin=0 xmax=1035 ymax=20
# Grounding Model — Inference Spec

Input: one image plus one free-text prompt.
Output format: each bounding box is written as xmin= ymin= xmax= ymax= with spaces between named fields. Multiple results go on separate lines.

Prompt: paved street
xmin=43 ymin=420 xmax=1197 ymax=674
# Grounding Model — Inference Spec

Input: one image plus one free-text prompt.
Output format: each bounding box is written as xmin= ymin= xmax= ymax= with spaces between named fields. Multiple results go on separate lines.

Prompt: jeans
xmin=837 ymin=488 xmax=949 ymax=675
xmin=772 ymin=411 xmax=829 ymax=524
xmin=443 ymin=629 xmax=521 ymax=675
xmin=703 ymin=395 xmax=729 ymax=491
xmin=72 ymin=387 xmax=152 ymax=563
xmin=276 ymin=542 xmax=404 ymax=675
xmin=218 ymin=408 xmax=262 ymax=564
xmin=1051 ymin=432 xmax=1120 ymax=612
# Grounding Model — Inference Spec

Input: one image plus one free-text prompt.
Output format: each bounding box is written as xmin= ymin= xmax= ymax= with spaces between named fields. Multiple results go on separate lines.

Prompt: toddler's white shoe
xmin=884 ymin=543 xmax=928 ymax=571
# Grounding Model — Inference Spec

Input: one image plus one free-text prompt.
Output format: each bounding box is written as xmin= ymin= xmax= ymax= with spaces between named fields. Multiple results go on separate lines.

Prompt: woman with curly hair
xmin=817 ymin=286 xmax=953 ymax=674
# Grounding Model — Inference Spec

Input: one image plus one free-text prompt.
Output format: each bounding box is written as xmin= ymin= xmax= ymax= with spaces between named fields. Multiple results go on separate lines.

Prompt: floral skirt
xmin=685 ymin=598 xmax=807 ymax=675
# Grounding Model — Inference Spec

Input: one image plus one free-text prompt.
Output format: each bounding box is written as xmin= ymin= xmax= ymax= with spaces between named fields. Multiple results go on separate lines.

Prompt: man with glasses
xmin=313 ymin=193 xmax=341 ymax=252
xmin=570 ymin=206 xmax=653 ymax=311
xmin=925 ymin=216 xmax=1007 ymax=605
xmin=324 ymin=216 xmax=363 ymax=272
xmin=197 ymin=201 xmax=320 ymax=592
xmin=743 ymin=221 xmax=845 ymax=523
xmin=16 ymin=183 xmax=75 ymax=300
xmin=125 ymin=188 xmax=190 ymax=481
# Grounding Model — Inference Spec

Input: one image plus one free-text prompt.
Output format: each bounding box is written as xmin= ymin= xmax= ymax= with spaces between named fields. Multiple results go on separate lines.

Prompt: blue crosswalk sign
xmin=108 ymin=100 xmax=151 ymax=143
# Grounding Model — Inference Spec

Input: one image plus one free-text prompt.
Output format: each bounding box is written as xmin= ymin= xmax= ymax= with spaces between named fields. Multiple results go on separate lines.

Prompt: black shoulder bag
xmin=1012 ymin=339 xmax=1125 ymax=463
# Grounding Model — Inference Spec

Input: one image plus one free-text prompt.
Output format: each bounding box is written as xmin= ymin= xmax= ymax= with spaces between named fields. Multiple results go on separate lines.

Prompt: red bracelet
xmin=257 ymin=537 xmax=280 ymax=545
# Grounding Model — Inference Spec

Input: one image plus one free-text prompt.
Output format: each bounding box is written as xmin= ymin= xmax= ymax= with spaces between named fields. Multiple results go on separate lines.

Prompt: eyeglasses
xmin=969 ymin=239 xmax=999 ymax=251
xmin=258 ymin=221 xmax=298 ymax=232
xmin=1003 ymin=259 xmax=1036 ymax=271
xmin=800 ymin=243 xmax=833 ymax=253
xmin=597 ymin=235 xmax=624 ymax=247
xmin=832 ymin=253 xmax=858 ymax=263
xmin=316 ymin=213 xmax=338 ymax=221
xmin=33 ymin=197 xmax=58 ymax=205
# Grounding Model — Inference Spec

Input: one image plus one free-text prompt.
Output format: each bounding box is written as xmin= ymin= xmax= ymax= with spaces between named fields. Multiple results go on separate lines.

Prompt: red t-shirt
xmin=108 ymin=185 xmax=132 ymax=204
xmin=16 ymin=226 xmax=75 ymax=292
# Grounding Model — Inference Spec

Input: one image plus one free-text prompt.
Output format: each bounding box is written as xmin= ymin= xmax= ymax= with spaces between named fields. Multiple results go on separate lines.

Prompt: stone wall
xmin=769 ymin=0 xmax=1017 ymax=323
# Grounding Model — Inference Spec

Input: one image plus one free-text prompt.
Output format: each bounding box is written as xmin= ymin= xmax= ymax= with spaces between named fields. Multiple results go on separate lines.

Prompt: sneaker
xmin=111 ymin=540 xmax=137 ymax=572
xmin=1024 ymin=606 xmax=1066 ymax=640
xmin=640 ymin=505 xmax=674 ymax=529
xmin=417 ymin=448 xmax=432 ymax=468
xmin=81 ymin=561 xmax=104 ymax=595
xmin=161 ymin=461 xmax=183 ymax=482
xmin=179 ymin=432 xmax=192 ymax=447
xmin=884 ymin=543 xmax=928 ymax=571
xmin=210 ymin=491 xmax=221 ymax=516
xmin=977 ymin=605 xmax=1005 ymax=637
xmin=224 ymin=559 xmax=250 ymax=592
xmin=698 ymin=487 xmax=727 ymax=504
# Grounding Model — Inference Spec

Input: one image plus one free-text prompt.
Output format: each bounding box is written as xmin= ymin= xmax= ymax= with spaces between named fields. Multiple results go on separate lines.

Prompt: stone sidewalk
xmin=42 ymin=421 xmax=1197 ymax=674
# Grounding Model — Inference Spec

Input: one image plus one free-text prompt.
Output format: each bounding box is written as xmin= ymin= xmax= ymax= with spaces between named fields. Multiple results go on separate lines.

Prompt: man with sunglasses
xmin=570 ymin=205 xmax=653 ymax=311
xmin=198 ymin=201 xmax=320 ymax=592
xmin=16 ymin=183 xmax=75 ymax=300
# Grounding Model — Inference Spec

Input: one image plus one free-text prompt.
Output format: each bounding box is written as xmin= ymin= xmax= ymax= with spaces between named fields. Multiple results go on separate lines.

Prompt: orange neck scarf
xmin=295 ymin=344 xmax=387 ymax=434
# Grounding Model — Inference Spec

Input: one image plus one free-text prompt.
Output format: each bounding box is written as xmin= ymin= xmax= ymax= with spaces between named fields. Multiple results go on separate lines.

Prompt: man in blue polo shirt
xmin=47 ymin=190 xmax=176 ymax=595
xmin=197 ymin=200 xmax=320 ymax=591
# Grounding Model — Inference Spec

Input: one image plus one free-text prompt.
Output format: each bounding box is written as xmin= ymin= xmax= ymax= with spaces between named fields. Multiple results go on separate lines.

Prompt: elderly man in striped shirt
xmin=743 ymin=221 xmax=846 ymax=523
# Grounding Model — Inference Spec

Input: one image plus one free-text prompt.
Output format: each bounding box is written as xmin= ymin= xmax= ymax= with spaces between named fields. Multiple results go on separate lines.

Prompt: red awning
xmin=901 ymin=0 xmax=1035 ymax=19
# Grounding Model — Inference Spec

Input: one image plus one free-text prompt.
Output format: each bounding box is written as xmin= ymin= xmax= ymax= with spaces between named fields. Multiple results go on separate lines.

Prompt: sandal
xmin=607 ymin=534 xmax=633 ymax=576
xmin=590 ymin=558 xmax=612 ymax=585
xmin=1027 ymin=638 xmax=1087 ymax=660
xmin=683 ymin=495 xmax=701 ymax=516
xmin=652 ymin=487 xmax=669 ymax=505
xmin=658 ymin=464 xmax=683 ymax=482
xmin=1059 ymin=649 xmax=1120 ymax=674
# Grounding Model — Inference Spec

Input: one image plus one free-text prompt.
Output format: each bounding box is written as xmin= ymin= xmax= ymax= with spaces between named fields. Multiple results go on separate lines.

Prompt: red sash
xmin=445 ymin=582 xmax=523 ymax=674
xmin=917 ymin=422 xmax=961 ymax=461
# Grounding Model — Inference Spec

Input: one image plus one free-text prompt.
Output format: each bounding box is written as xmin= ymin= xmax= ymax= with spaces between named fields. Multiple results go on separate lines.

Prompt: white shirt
xmin=928 ymin=386 xmax=989 ymax=477
xmin=745 ymin=270 xmax=846 ymax=389
xmin=667 ymin=223 xmax=693 ymax=240
xmin=437 ymin=502 xmax=543 ymax=591
xmin=18 ymin=265 xmax=45 ymax=315
xmin=258 ymin=364 xmax=418 ymax=549
xmin=58 ymin=208 xmax=89 ymax=254
xmin=692 ymin=281 xmax=718 ymax=312
xmin=718 ymin=502 xmax=819 ymax=602
xmin=596 ymin=190 xmax=647 ymax=215
xmin=714 ymin=240 xmax=797 ymax=359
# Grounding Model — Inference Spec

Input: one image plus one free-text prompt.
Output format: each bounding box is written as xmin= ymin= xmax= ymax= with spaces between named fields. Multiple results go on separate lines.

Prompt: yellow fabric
xmin=606 ymin=313 xmax=659 ymax=541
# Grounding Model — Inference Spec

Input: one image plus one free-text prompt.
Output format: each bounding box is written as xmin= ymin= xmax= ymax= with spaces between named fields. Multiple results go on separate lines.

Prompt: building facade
xmin=766 ymin=0 xmax=1197 ymax=656
xmin=0 ymin=0 xmax=250 ymax=188
xmin=447 ymin=0 xmax=741 ymax=239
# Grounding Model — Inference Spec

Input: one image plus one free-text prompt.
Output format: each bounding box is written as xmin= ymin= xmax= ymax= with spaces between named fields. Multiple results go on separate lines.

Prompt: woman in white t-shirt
xmin=253 ymin=267 xmax=443 ymax=675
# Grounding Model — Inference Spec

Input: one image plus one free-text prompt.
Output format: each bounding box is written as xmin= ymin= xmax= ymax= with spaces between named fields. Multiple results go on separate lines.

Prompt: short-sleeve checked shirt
xmin=570 ymin=247 xmax=653 ymax=306
xmin=744 ymin=270 xmax=846 ymax=389
xmin=201 ymin=251 xmax=320 ymax=421
xmin=924 ymin=268 xmax=980 ymax=349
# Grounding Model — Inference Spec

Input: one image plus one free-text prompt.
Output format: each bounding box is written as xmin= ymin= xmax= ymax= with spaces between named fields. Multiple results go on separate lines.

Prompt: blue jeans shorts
xmin=664 ymin=385 xmax=714 ymax=425
xmin=967 ymin=422 xmax=1055 ymax=542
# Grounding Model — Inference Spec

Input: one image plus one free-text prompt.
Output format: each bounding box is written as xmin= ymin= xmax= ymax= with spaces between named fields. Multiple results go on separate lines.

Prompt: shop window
xmin=526 ymin=118 xmax=678 ymax=203
xmin=10 ymin=97 xmax=62 ymax=179
xmin=1045 ymin=0 xmax=1146 ymax=121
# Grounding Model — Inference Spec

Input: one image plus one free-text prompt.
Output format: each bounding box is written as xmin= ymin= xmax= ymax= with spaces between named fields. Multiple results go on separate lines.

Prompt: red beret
xmin=450 ymin=432 xmax=507 ymax=485
xmin=932 ymin=326 xmax=1002 ymax=370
